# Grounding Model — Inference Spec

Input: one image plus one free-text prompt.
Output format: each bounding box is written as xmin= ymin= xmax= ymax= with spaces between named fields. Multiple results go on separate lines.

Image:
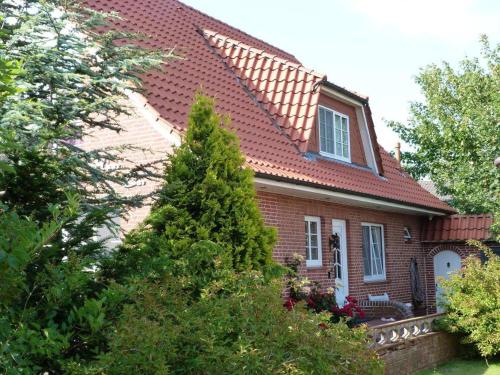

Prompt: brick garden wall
xmin=378 ymin=332 xmax=459 ymax=375
xmin=257 ymin=190 xmax=427 ymax=304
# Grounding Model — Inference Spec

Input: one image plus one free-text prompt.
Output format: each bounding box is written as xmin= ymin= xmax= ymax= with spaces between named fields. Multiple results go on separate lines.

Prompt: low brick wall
xmin=359 ymin=299 xmax=414 ymax=320
xmin=378 ymin=332 xmax=459 ymax=375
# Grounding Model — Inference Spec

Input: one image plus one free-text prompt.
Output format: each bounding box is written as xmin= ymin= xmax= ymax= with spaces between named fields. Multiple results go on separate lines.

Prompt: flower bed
xmin=284 ymin=254 xmax=366 ymax=327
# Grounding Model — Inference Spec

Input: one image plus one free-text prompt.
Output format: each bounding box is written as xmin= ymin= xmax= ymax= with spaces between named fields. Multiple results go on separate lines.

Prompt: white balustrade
xmin=368 ymin=313 xmax=445 ymax=349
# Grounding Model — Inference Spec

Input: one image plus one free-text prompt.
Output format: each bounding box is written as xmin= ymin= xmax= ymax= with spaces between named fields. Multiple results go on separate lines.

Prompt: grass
xmin=414 ymin=359 xmax=500 ymax=375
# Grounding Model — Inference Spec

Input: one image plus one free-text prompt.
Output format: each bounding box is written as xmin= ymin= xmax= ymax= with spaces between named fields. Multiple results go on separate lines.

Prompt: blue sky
xmin=182 ymin=0 xmax=500 ymax=152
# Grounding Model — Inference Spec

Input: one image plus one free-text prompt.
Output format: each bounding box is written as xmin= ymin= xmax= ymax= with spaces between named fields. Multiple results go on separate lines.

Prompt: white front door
xmin=433 ymin=250 xmax=461 ymax=313
xmin=332 ymin=219 xmax=348 ymax=306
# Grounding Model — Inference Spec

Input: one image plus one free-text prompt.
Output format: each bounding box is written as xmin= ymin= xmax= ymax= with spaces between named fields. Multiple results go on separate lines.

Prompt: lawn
xmin=415 ymin=359 xmax=500 ymax=375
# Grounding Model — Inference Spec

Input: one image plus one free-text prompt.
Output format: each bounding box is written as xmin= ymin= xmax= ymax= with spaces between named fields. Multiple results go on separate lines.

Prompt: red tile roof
xmin=85 ymin=0 xmax=454 ymax=214
xmin=422 ymin=214 xmax=494 ymax=242
xmin=203 ymin=29 xmax=325 ymax=153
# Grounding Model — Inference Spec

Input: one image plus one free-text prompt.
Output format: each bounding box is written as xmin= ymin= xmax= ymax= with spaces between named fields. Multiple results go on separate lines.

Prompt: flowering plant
xmin=283 ymin=253 xmax=366 ymax=327
xmin=331 ymin=296 xmax=366 ymax=325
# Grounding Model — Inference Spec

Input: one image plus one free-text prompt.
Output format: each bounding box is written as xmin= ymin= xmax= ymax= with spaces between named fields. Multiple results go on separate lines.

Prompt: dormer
xmin=308 ymin=82 xmax=384 ymax=175
xmin=201 ymin=29 xmax=383 ymax=176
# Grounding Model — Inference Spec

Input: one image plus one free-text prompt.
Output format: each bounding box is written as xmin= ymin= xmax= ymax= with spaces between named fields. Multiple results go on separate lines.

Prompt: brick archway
xmin=427 ymin=244 xmax=466 ymax=259
xmin=423 ymin=245 xmax=466 ymax=313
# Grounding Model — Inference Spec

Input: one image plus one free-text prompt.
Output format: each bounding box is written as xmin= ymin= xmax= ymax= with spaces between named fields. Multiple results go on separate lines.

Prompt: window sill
xmin=319 ymin=151 xmax=351 ymax=163
xmin=306 ymin=264 xmax=324 ymax=269
xmin=363 ymin=277 xmax=387 ymax=284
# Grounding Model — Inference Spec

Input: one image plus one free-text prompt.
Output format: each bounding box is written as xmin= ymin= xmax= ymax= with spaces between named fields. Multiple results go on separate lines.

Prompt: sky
xmin=182 ymin=0 xmax=500 ymax=152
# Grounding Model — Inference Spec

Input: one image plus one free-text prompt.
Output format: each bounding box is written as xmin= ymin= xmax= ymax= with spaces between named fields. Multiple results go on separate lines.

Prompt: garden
xmin=0 ymin=1 xmax=499 ymax=374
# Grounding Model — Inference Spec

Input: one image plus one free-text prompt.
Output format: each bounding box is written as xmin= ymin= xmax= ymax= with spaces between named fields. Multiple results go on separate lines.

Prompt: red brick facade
xmin=83 ymin=96 xmax=492 ymax=314
xmin=257 ymin=190 xmax=426 ymax=304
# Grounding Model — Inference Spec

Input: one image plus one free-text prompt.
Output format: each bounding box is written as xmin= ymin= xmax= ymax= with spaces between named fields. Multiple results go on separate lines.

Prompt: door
xmin=332 ymin=219 xmax=348 ymax=306
xmin=433 ymin=250 xmax=461 ymax=313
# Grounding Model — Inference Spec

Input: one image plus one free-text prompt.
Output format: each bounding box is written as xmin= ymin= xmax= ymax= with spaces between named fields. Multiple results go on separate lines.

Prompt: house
xmin=418 ymin=180 xmax=453 ymax=204
xmin=84 ymin=0 xmax=489 ymax=315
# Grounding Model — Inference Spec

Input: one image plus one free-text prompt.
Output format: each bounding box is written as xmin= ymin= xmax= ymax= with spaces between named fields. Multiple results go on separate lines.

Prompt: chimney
xmin=395 ymin=142 xmax=401 ymax=163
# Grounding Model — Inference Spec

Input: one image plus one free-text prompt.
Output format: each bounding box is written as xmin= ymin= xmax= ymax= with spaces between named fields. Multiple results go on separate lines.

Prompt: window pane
xmin=362 ymin=226 xmax=372 ymax=276
xmin=326 ymin=116 xmax=334 ymax=154
xmin=310 ymin=234 xmax=318 ymax=247
xmin=371 ymin=226 xmax=384 ymax=276
xmin=319 ymin=108 xmax=326 ymax=152
xmin=342 ymin=117 xmax=347 ymax=132
xmin=335 ymin=114 xmax=341 ymax=132
xmin=343 ymin=143 xmax=349 ymax=158
xmin=336 ymin=142 xmax=342 ymax=155
xmin=310 ymin=221 xmax=317 ymax=234
xmin=311 ymin=247 xmax=318 ymax=260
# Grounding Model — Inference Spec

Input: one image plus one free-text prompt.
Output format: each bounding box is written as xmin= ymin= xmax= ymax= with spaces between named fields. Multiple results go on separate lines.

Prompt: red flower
xmin=359 ymin=310 xmax=366 ymax=319
xmin=318 ymin=323 xmax=328 ymax=329
xmin=284 ymin=298 xmax=297 ymax=311
xmin=346 ymin=295 xmax=358 ymax=304
xmin=306 ymin=297 xmax=316 ymax=309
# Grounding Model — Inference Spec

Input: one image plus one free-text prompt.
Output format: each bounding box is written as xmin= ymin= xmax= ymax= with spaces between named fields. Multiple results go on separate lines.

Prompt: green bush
xmin=439 ymin=241 xmax=500 ymax=358
xmin=76 ymin=268 xmax=382 ymax=375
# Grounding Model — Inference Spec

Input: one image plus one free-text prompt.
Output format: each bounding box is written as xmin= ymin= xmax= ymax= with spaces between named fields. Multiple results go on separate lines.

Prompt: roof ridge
xmin=178 ymin=0 xmax=299 ymax=62
xmin=202 ymin=29 xmax=325 ymax=79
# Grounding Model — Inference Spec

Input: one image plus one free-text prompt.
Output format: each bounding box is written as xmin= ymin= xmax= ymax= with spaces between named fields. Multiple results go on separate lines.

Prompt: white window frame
xmin=305 ymin=216 xmax=322 ymax=267
xmin=361 ymin=223 xmax=386 ymax=282
xmin=318 ymin=105 xmax=351 ymax=162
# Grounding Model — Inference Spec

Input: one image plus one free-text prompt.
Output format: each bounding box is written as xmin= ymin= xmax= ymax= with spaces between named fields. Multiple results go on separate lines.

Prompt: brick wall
xmin=257 ymin=190 xmax=426 ymax=303
xmin=422 ymin=242 xmax=481 ymax=313
xmin=378 ymin=332 xmax=459 ymax=375
xmin=81 ymin=95 xmax=179 ymax=234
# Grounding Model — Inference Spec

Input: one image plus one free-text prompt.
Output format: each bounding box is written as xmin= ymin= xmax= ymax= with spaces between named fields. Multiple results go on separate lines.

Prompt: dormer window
xmin=318 ymin=106 xmax=350 ymax=162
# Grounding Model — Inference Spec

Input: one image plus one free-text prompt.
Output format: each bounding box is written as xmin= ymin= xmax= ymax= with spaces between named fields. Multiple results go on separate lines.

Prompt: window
xmin=362 ymin=223 xmax=386 ymax=281
xmin=305 ymin=216 xmax=322 ymax=267
xmin=318 ymin=106 xmax=350 ymax=161
xmin=404 ymin=227 xmax=412 ymax=242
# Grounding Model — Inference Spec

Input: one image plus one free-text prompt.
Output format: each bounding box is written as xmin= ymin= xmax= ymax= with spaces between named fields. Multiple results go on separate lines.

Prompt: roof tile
xmin=422 ymin=214 xmax=494 ymax=242
xmin=85 ymin=0 xmax=454 ymax=213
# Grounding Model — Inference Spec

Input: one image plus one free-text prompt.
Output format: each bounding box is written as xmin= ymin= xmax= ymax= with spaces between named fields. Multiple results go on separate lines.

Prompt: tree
xmin=0 ymin=0 xmax=168 ymax=371
xmin=111 ymin=94 xmax=276 ymax=282
xmin=439 ymin=241 xmax=499 ymax=358
xmin=389 ymin=36 xmax=499 ymax=235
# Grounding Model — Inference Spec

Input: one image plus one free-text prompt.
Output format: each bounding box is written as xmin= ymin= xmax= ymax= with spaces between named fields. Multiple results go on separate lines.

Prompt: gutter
xmin=255 ymin=172 xmax=456 ymax=216
xmin=322 ymin=81 xmax=369 ymax=105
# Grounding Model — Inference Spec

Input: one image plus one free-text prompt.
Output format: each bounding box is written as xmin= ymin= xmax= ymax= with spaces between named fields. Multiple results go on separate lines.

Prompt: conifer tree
xmin=0 ymin=1 xmax=168 ymax=371
xmin=120 ymin=94 xmax=276 ymax=276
